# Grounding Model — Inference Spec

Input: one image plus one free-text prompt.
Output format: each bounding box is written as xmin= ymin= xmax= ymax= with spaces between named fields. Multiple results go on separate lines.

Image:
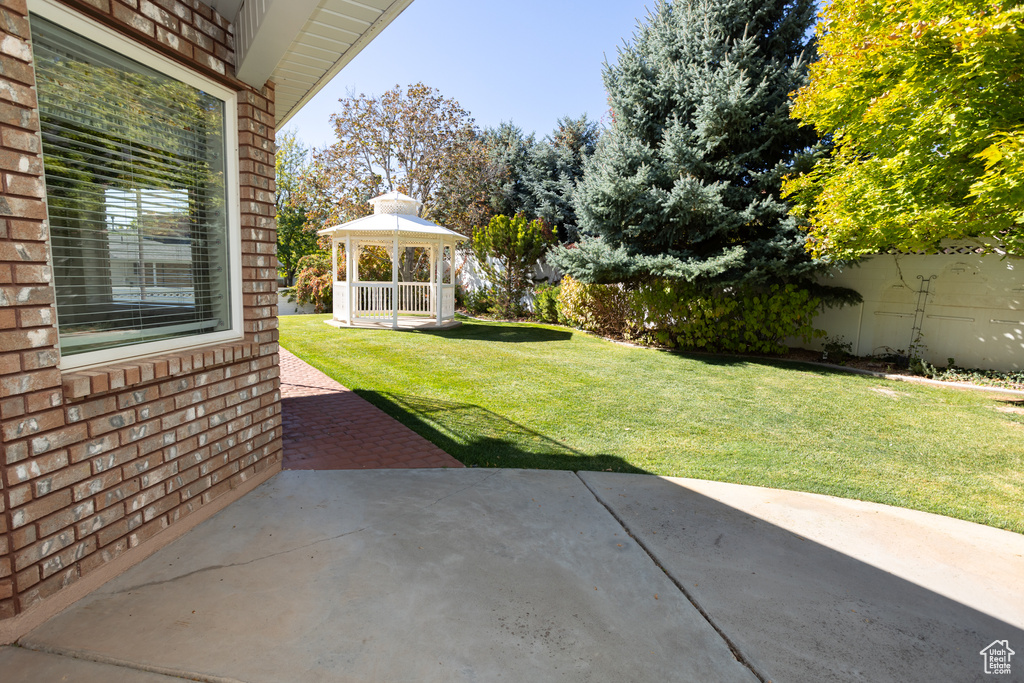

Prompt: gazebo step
xmin=324 ymin=318 xmax=462 ymax=330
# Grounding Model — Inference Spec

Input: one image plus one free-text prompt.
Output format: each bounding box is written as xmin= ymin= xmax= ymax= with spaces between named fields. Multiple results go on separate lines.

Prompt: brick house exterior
xmin=0 ymin=0 xmax=406 ymax=641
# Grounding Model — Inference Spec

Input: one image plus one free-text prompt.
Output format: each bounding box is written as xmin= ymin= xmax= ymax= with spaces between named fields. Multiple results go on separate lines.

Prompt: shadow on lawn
xmin=656 ymin=346 xmax=891 ymax=380
xmin=418 ymin=319 xmax=877 ymax=379
xmin=414 ymin=320 xmax=573 ymax=344
xmin=354 ymin=390 xmax=647 ymax=474
xmin=412 ymin=318 xmax=880 ymax=382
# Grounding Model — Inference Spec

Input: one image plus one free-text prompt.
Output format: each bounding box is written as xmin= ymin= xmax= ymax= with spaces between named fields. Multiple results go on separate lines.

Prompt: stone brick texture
xmin=279 ymin=348 xmax=463 ymax=471
xmin=0 ymin=0 xmax=282 ymax=621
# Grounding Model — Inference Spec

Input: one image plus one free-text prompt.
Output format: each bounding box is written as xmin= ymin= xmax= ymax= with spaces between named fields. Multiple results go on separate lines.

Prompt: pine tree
xmin=524 ymin=115 xmax=600 ymax=242
xmin=482 ymin=117 xmax=599 ymax=242
xmin=550 ymin=0 xmax=823 ymax=288
xmin=482 ymin=123 xmax=537 ymax=219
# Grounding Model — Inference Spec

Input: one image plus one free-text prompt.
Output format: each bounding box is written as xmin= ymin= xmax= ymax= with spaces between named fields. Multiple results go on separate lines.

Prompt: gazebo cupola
xmin=318 ymin=192 xmax=466 ymax=329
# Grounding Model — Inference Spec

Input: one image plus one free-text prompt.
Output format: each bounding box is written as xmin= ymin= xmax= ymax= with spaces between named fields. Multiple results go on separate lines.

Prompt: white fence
xmin=457 ymin=252 xmax=558 ymax=312
xmin=794 ymin=248 xmax=1023 ymax=371
xmin=276 ymin=292 xmax=316 ymax=315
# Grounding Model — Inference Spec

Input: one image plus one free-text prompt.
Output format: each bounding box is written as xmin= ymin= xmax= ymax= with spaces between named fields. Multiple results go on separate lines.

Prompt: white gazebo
xmin=318 ymin=192 xmax=466 ymax=330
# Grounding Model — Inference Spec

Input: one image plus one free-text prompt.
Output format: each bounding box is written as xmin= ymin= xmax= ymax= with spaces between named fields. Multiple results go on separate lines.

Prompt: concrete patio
xmin=2 ymin=468 xmax=1023 ymax=682
xmin=3 ymin=352 xmax=1023 ymax=682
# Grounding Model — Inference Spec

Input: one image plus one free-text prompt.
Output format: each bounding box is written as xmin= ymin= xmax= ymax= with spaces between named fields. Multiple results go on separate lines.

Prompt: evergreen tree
xmin=482 ymin=117 xmax=600 ymax=242
xmin=525 ymin=115 xmax=600 ymax=242
xmin=550 ymin=0 xmax=823 ymax=288
xmin=482 ymin=122 xmax=537 ymax=219
xmin=472 ymin=214 xmax=557 ymax=318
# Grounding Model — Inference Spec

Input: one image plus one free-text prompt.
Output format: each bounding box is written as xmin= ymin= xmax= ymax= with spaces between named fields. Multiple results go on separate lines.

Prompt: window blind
xmin=31 ymin=16 xmax=232 ymax=358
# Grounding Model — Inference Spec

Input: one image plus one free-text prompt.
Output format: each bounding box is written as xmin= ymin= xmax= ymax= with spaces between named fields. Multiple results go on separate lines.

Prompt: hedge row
xmin=557 ymin=276 xmax=824 ymax=354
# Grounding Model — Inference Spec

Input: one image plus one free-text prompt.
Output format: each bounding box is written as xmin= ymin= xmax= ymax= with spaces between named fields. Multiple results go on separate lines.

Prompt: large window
xmin=30 ymin=5 xmax=241 ymax=369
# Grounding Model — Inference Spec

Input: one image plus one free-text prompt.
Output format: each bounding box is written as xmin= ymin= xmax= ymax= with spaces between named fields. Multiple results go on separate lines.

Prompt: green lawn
xmin=280 ymin=315 xmax=1024 ymax=533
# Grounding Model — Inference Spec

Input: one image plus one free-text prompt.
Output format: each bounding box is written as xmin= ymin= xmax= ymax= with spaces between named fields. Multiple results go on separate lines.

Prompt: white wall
xmin=801 ymin=248 xmax=1023 ymax=371
xmin=277 ymin=291 xmax=317 ymax=315
xmin=457 ymin=252 xmax=559 ymax=311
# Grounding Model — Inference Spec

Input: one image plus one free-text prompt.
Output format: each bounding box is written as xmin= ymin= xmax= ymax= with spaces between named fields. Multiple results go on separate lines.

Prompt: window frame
xmin=29 ymin=0 xmax=244 ymax=372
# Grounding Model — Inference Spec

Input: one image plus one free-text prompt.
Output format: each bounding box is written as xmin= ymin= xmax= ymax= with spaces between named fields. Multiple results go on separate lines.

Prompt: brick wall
xmin=0 ymin=0 xmax=282 ymax=628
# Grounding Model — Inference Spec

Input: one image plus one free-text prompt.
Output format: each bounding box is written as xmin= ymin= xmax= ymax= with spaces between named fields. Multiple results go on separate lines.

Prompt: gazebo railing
xmin=396 ymin=282 xmax=434 ymax=315
xmin=354 ymin=283 xmax=392 ymax=320
xmin=353 ymin=282 xmax=436 ymax=318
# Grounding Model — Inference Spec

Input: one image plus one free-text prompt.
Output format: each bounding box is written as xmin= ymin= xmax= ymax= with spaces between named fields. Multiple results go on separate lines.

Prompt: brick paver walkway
xmin=279 ymin=347 xmax=463 ymax=470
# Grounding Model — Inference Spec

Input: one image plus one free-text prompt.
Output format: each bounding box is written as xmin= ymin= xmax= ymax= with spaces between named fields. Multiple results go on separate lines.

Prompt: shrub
xmin=557 ymin=276 xmax=632 ymax=337
xmin=821 ymin=335 xmax=854 ymax=364
xmin=913 ymin=362 xmax=1024 ymax=391
xmin=294 ymin=253 xmax=333 ymax=313
xmin=472 ymin=214 xmax=557 ymax=318
xmin=631 ymin=282 xmax=824 ymax=354
xmin=557 ymin=276 xmax=824 ymax=355
xmin=462 ymin=287 xmax=497 ymax=316
xmin=533 ymin=283 xmax=562 ymax=324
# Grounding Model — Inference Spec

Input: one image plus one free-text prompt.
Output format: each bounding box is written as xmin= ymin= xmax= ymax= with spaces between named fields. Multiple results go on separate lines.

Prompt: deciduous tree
xmin=784 ymin=1 xmax=1024 ymax=258
xmin=431 ymin=135 xmax=501 ymax=237
xmin=299 ymin=83 xmax=481 ymax=230
xmin=275 ymin=130 xmax=320 ymax=285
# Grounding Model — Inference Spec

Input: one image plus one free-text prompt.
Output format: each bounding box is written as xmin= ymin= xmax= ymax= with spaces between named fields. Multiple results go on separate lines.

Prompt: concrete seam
xmin=575 ymin=472 xmax=769 ymax=683
xmin=16 ymin=642 xmax=248 ymax=683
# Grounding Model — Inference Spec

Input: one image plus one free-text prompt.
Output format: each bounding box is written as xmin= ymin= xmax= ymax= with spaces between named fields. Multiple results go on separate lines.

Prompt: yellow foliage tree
xmin=785 ymin=1 xmax=1024 ymax=258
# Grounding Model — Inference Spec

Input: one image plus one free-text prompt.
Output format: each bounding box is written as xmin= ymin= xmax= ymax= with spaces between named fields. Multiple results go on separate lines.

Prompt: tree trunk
xmin=401 ymin=246 xmax=415 ymax=282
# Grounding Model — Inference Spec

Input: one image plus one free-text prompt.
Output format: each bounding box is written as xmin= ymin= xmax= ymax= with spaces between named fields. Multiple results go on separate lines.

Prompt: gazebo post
xmin=436 ymin=238 xmax=443 ymax=326
xmin=330 ymin=237 xmax=339 ymax=320
xmin=391 ymin=229 xmax=399 ymax=330
xmin=330 ymin=237 xmax=337 ymax=279
xmin=345 ymin=235 xmax=353 ymax=326
xmin=427 ymin=243 xmax=435 ymax=322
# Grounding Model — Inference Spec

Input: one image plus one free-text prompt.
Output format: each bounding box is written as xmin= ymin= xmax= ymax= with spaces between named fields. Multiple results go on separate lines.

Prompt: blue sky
xmin=284 ymin=0 xmax=655 ymax=149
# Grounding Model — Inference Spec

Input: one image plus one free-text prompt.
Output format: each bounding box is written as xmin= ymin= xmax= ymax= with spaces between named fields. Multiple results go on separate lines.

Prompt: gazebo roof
xmin=369 ymin=191 xmax=421 ymax=213
xmin=317 ymin=213 xmax=465 ymax=239
xmin=318 ymin=191 xmax=466 ymax=240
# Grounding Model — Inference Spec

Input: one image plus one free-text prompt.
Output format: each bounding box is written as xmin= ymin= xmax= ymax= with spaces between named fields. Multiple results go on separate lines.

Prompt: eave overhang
xmin=231 ymin=0 xmax=415 ymax=127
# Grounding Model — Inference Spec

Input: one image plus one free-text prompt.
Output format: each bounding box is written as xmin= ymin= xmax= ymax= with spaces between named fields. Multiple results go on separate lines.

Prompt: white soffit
xmin=234 ymin=0 xmax=415 ymax=127
xmin=207 ymin=0 xmax=244 ymax=19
